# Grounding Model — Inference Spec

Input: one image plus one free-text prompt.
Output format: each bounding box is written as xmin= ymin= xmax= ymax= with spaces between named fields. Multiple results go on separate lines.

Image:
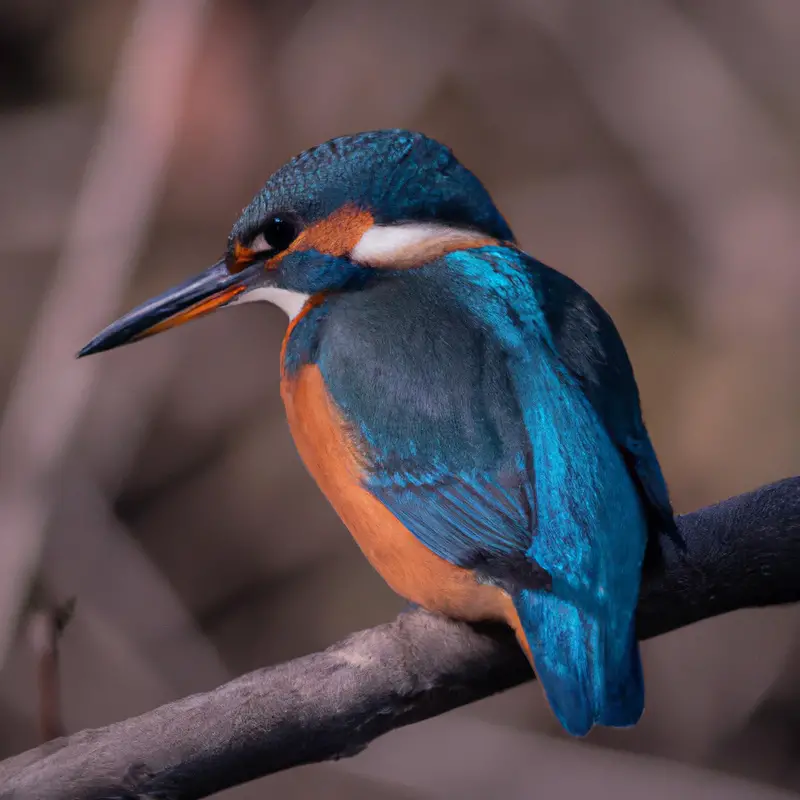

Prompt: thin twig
xmin=0 ymin=477 xmax=797 ymax=800
xmin=26 ymin=600 xmax=75 ymax=743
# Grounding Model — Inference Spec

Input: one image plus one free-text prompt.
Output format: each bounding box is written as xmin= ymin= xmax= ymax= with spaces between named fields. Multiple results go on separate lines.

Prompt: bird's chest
xmin=280 ymin=364 xmax=510 ymax=623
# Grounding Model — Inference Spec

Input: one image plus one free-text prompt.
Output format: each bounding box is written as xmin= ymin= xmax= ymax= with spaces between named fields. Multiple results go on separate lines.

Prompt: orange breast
xmin=280 ymin=364 xmax=516 ymax=625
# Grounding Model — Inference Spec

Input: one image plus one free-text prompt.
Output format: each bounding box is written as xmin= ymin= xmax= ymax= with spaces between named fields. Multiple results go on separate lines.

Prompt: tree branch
xmin=1 ymin=477 xmax=798 ymax=800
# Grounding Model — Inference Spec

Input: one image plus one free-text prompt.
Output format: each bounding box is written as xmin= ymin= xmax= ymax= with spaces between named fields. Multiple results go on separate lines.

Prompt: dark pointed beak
xmin=77 ymin=259 xmax=258 ymax=358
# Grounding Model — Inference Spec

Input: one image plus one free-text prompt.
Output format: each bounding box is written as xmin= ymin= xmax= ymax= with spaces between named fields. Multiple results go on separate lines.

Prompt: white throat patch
xmin=350 ymin=223 xmax=492 ymax=269
xmin=236 ymin=286 xmax=310 ymax=320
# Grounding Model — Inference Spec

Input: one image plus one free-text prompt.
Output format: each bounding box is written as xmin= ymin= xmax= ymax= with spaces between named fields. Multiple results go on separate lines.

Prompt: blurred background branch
xmin=25 ymin=598 xmax=73 ymax=743
xmin=0 ymin=1 xmax=799 ymax=798
xmin=0 ymin=0 xmax=208 ymax=666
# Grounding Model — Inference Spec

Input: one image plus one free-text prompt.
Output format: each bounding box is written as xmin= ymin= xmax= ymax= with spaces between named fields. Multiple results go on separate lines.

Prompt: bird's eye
xmin=250 ymin=215 xmax=300 ymax=255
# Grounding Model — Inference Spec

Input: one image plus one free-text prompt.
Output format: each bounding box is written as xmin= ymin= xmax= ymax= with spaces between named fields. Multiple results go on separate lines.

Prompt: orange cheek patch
xmin=293 ymin=206 xmax=374 ymax=256
xmin=260 ymin=206 xmax=374 ymax=271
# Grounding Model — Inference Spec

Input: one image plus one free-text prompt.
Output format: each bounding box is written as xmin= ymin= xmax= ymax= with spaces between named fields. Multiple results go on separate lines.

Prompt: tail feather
xmin=513 ymin=589 xmax=643 ymax=736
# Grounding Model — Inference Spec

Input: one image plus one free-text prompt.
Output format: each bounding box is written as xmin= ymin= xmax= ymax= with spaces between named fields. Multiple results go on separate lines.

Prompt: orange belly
xmin=280 ymin=364 xmax=517 ymax=626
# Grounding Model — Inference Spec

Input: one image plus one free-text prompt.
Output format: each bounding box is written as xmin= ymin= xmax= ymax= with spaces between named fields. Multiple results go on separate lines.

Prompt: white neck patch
xmin=350 ymin=222 xmax=492 ymax=268
xmin=236 ymin=286 xmax=310 ymax=320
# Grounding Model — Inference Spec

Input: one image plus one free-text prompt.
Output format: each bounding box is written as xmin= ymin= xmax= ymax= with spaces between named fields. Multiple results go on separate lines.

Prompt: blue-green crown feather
xmin=230 ymin=129 xmax=515 ymax=246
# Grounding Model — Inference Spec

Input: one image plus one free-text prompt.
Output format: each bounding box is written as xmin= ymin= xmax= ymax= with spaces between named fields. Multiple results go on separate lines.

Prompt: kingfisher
xmin=79 ymin=130 xmax=678 ymax=736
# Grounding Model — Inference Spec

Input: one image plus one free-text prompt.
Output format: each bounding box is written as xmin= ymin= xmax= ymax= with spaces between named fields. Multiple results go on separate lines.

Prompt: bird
xmin=78 ymin=129 xmax=679 ymax=737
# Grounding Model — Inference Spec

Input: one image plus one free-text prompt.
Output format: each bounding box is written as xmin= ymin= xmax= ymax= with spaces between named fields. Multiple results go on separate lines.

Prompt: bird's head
xmin=78 ymin=129 xmax=514 ymax=357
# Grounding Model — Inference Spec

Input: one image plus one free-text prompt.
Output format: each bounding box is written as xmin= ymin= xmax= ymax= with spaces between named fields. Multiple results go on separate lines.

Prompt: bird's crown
xmin=229 ymin=129 xmax=514 ymax=251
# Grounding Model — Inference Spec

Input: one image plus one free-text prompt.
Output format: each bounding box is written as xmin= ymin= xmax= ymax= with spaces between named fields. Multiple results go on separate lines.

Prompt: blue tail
xmin=514 ymin=589 xmax=644 ymax=736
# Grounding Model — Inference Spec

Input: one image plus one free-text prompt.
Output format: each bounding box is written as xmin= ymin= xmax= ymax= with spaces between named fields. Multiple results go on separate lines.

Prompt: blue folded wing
xmin=375 ymin=467 xmax=528 ymax=561
xmin=371 ymin=457 xmax=552 ymax=589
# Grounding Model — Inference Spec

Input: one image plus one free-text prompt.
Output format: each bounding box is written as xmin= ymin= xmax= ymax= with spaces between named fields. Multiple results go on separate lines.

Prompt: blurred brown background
xmin=0 ymin=1 xmax=799 ymax=798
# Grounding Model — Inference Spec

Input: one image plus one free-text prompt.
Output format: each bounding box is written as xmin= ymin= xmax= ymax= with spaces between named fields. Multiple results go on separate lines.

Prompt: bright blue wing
xmin=533 ymin=263 xmax=678 ymax=546
xmin=505 ymin=329 xmax=647 ymax=734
